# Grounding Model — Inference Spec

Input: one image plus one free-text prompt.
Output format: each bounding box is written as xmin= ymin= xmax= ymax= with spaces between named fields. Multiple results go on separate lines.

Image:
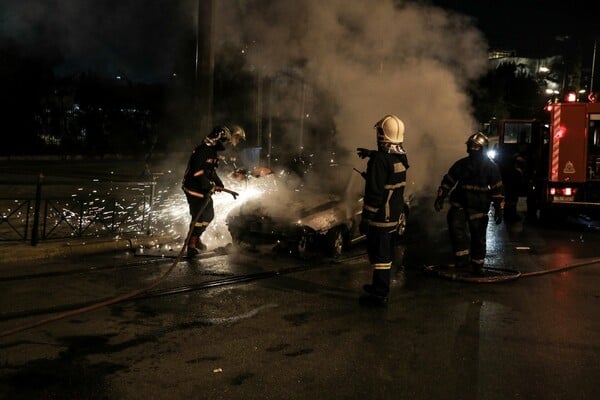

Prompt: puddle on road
xmin=0 ymin=336 xmax=126 ymax=399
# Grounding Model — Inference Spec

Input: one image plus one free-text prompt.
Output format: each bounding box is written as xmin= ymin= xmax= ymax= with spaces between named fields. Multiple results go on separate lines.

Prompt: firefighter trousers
xmin=185 ymin=193 xmax=215 ymax=237
xmin=366 ymin=227 xmax=395 ymax=296
xmin=447 ymin=206 xmax=488 ymax=267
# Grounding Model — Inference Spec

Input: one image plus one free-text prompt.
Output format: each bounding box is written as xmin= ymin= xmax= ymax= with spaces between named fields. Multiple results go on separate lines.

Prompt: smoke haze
xmin=3 ymin=0 xmax=490 ymax=194
xmin=217 ymin=0 xmax=489 ymax=194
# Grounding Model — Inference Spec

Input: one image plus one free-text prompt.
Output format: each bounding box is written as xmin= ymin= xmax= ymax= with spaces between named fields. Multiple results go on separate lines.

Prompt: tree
xmin=470 ymin=61 xmax=547 ymax=124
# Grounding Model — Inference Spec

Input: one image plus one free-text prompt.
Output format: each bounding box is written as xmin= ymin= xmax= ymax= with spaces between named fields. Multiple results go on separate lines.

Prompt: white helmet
xmin=466 ymin=132 xmax=489 ymax=149
xmin=374 ymin=114 xmax=405 ymax=144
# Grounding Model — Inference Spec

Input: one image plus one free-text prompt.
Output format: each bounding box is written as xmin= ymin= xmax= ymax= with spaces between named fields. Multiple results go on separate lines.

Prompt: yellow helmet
xmin=374 ymin=114 xmax=405 ymax=144
xmin=205 ymin=124 xmax=246 ymax=147
xmin=229 ymin=124 xmax=246 ymax=141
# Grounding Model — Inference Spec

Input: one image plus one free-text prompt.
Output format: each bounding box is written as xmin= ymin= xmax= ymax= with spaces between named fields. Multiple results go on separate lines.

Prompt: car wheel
xmin=296 ymin=234 xmax=309 ymax=258
xmin=325 ymin=227 xmax=345 ymax=257
xmin=228 ymin=228 xmax=243 ymax=244
xmin=396 ymin=208 xmax=408 ymax=238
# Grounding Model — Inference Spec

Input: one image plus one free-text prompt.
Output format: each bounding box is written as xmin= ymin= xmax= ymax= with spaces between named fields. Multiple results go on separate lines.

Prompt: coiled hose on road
xmin=423 ymin=257 xmax=600 ymax=283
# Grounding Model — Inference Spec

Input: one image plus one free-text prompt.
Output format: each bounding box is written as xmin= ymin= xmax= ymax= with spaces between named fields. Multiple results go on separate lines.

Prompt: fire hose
xmin=423 ymin=257 xmax=600 ymax=283
xmin=0 ymin=185 xmax=239 ymax=338
xmin=1 ymin=188 xmax=597 ymax=335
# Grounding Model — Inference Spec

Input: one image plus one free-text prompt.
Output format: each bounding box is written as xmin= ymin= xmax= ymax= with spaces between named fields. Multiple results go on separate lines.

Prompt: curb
xmin=0 ymin=235 xmax=179 ymax=265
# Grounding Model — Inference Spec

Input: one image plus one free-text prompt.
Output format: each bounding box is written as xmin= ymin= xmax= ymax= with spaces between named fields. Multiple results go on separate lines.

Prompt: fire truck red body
xmin=492 ymin=98 xmax=600 ymax=219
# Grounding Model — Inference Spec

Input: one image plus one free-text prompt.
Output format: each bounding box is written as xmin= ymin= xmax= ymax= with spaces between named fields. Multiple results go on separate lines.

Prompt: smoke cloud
xmin=216 ymin=0 xmax=490 ymax=195
xmin=3 ymin=0 xmax=490 ymax=193
xmin=3 ymin=0 xmax=492 ymax=246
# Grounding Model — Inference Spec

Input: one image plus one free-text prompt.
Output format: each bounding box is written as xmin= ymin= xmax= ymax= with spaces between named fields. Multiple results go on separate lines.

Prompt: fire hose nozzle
xmin=353 ymin=168 xmax=367 ymax=179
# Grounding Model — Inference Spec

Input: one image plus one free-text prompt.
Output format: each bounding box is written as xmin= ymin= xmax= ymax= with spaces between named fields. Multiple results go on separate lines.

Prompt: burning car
xmin=225 ymin=164 xmax=409 ymax=257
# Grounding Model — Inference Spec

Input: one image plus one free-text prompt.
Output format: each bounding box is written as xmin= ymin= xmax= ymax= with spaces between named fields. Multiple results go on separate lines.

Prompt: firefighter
xmin=182 ymin=124 xmax=246 ymax=257
xmin=434 ymin=132 xmax=504 ymax=275
xmin=503 ymin=152 xmax=527 ymax=221
xmin=358 ymin=114 xmax=409 ymax=305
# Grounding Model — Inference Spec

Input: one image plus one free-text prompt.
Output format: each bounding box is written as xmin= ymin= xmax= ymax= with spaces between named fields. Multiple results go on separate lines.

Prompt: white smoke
xmin=215 ymin=0 xmax=490 ymax=195
xmin=3 ymin=0 xmax=490 ymax=193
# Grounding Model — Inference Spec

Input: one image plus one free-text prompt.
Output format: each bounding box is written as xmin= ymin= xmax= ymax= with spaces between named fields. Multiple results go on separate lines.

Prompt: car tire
xmin=296 ymin=234 xmax=309 ymax=258
xmin=228 ymin=228 xmax=244 ymax=245
xmin=325 ymin=227 xmax=345 ymax=258
xmin=395 ymin=207 xmax=408 ymax=238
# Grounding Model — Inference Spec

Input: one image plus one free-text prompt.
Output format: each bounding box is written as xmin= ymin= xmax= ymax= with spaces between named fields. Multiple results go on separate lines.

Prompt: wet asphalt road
xmin=1 ymin=203 xmax=600 ymax=400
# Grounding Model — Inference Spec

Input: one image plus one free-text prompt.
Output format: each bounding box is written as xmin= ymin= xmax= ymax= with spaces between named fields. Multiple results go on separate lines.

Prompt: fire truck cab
xmin=491 ymin=96 xmax=600 ymax=220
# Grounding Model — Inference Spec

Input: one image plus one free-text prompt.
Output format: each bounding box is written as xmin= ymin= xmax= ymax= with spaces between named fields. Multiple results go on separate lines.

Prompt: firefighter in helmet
xmin=182 ymin=124 xmax=246 ymax=257
xmin=358 ymin=114 xmax=409 ymax=305
xmin=434 ymin=132 xmax=504 ymax=275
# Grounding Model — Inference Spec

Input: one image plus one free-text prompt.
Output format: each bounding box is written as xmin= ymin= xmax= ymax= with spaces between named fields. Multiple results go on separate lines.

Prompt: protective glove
xmin=359 ymin=218 xmax=370 ymax=235
xmin=434 ymin=196 xmax=444 ymax=212
xmin=214 ymin=186 xmax=239 ymax=199
xmin=493 ymin=205 xmax=503 ymax=225
xmin=356 ymin=148 xmax=373 ymax=159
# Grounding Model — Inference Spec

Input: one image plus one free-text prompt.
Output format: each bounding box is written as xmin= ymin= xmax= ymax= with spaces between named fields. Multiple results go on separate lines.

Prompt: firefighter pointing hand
xmin=434 ymin=132 xmax=504 ymax=275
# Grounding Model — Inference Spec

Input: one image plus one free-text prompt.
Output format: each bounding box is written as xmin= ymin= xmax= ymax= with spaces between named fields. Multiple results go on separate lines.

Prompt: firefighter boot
xmin=359 ymin=293 xmax=389 ymax=307
xmin=360 ymin=267 xmax=390 ymax=306
xmin=453 ymin=252 xmax=470 ymax=269
xmin=471 ymin=260 xmax=485 ymax=276
xmin=360 ymin=285 xmax=389 ymax=307
xmin=187 ymin=235 xmax=201 ymax=258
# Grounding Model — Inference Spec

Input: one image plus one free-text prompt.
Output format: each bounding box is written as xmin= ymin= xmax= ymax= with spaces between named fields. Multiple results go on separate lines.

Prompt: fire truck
xmin=489 ymin=94 xmax=600 ymax=220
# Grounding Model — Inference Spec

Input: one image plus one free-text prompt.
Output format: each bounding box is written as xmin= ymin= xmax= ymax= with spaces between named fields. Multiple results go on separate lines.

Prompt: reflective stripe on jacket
xmin=441 ymin=154 xmax=504 ymax=212
xmin=182 ymin=143 xmax=224 ymax=194
xmin=363 ymin=151 xmax=409 ymax=229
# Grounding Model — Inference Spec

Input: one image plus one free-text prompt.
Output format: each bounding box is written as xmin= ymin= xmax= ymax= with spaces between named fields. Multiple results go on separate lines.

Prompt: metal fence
xmin=0 ymin=176 xmax=157 ymax=244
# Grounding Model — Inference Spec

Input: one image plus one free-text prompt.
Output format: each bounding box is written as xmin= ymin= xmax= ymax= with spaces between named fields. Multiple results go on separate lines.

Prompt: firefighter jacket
xmin=440 ymin=153 xmax=504 ymax=213
xmin=182 ymin=142 xmax=224 ymax=197
xmin=362 ymin=151 xmax=409 ymax=230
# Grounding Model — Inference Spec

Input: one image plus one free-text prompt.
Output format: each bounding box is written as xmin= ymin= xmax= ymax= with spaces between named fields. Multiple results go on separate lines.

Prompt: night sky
xmin=1 ymin=0 xmax=194 ymax=82
xmin=2 ymin=0 xmax=598 ymax=83
xmin=429 ymin=0 xmax=598 ymax=57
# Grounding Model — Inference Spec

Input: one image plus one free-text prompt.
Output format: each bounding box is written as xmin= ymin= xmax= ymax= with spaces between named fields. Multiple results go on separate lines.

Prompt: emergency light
xmin=565 ymin=92 xmax=577 ymax=102
xmin=549 ymin=187 xmax=575 ymax=196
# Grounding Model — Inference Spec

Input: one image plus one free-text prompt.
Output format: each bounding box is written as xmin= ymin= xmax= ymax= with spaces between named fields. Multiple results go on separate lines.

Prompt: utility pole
xmin=591 ymin=40 xmax=597 ymax=93
xmin=256 ymin=73 xmax=263 ymax=148
xmin=299 ymin=82 xmax=306 ymax=152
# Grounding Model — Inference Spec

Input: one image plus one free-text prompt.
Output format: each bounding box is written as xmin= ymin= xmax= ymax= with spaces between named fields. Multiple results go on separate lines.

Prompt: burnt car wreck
xmin=226 ymin=164 xmax=409 ymax=257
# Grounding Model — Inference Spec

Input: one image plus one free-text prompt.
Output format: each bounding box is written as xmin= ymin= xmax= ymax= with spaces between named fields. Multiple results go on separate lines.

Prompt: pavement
xmin=0 ymin=234 xmax=179 ymax=267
